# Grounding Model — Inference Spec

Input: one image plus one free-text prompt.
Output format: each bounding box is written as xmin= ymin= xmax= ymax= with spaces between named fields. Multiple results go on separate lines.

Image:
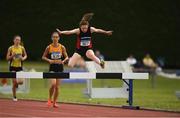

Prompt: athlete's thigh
xmin=50 ymin=79 xmax=57 ymax=86
xmin=69 ymin=53 xmax=81 ymax=65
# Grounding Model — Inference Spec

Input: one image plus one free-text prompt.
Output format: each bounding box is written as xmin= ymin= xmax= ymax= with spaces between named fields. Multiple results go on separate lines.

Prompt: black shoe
xmin=100 ymin=60 xmax=105 ymax=69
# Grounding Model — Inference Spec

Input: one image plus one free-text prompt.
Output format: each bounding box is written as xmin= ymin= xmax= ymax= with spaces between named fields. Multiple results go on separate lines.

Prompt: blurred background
xmin=0 ymin=0 xmax=180 ymax=112
xmin=0 ymin=0 xmax=179 ymax=68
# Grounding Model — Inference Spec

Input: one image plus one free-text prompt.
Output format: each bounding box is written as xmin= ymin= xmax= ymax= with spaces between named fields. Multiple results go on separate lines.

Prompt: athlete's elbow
xmin=25 ymin=56 xmax=28 ymax=60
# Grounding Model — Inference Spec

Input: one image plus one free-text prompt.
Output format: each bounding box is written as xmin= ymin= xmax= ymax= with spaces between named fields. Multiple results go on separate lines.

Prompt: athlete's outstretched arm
xmin=91 ymin=27 xmax=113 ymax=36
xmin=56 ymin=28 xmax=79 ymax=35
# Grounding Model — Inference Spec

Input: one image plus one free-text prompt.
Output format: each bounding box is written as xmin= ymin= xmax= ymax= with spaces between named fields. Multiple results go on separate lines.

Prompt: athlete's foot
xmin=13 ymin=97 xmax=18 ymax=102
xmin=100 ymin=60 xmax=105 ymax=69
xmin=53 ymin=103 xmax=59 ymax=108
xmin=47 ymin=99 xmax=53 ymax=107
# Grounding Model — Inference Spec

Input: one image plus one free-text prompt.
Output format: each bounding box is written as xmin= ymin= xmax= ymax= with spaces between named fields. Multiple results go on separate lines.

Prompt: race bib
xmin=80 ymin=40 xmax=90 ymax=46
xmin=14 ymin=54 xmax=21 ymax=59
xmin=51 ymin=52 xmax=61 ymax=59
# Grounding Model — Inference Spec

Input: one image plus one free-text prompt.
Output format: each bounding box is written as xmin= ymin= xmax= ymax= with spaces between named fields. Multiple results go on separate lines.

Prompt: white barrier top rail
xmin=0 ymin=72 xmax=149 ymax=79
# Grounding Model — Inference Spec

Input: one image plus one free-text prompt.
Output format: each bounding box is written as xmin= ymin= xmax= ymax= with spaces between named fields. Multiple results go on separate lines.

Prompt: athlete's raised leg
xmin=68 ymin=53 xmax=81 ymax=68
xmin=76 ymin=57 xmax=86 ymax=68
xmin=86 ymin=49 xmax=105 ymax=68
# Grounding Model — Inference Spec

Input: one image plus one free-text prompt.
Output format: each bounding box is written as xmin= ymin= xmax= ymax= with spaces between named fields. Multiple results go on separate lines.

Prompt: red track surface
xmin=0 ymin=99 xmax=180 ymax=117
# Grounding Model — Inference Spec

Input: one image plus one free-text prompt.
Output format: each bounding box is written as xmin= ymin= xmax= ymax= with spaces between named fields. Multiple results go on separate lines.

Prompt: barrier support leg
xmin=129 ymin=79 xmax=133 ymax=106
xmin=122 ymin=79 xmax=140 ymax=110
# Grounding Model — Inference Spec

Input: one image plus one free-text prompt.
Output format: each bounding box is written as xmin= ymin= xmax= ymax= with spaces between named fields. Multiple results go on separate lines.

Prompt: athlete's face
xmin=14 ymin=36 xmax=21 ymax=45
xmin=52 ymin=33 xmax=60 ymax=43
xmin=80 ymin=25 xmax=88 ymax=33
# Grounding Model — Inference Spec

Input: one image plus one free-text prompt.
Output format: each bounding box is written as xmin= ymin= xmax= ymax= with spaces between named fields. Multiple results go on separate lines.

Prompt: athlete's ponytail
xmin=79 ymin=13 xmax=94 ymax=27
xmin=81 ymin=13 xmax=94 ymax=21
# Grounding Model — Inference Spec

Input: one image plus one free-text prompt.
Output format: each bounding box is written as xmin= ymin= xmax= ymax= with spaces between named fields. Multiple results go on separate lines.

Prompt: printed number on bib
xmin=14 ymin=54 xmax=21 ymax=59
xmin=80 ymin=40 xmax=90 ymax=46
xmin=51 ymin=52 xmax=61 ymax=59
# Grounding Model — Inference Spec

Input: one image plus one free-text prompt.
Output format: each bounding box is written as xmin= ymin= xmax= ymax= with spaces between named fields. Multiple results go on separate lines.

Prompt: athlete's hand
xmin=56 ymin=28 xmax=61 ymax=34
xmin=61 ymin=60 xmax=66 ymax=65
xmin=106 ymin=31 xmax=113 ymax=36
xmin=11 ymin=53 xmax=17 ymax=60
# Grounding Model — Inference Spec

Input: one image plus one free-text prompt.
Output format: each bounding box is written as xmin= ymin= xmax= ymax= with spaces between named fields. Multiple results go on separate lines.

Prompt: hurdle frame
xmin=0 ymin=71 xmax=148 ymax=109
xmin=85 ymin=61 xmax=148 ymax=109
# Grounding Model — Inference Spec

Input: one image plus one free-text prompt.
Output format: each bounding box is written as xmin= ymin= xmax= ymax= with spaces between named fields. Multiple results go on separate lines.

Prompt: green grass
xmin=0 ymin=61 xmax=180 ymax=112
xmin=134 ymin=76 xmax=180 ymax=111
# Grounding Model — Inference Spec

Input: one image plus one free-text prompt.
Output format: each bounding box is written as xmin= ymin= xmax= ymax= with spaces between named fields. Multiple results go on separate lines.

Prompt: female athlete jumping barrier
xmin=56 ymin=13 xmax=112 ymax=68
xmin=42 ymin=32 xmax=68 ymax=108
xmin=6 ymin=35 xmax=27 ymax=101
